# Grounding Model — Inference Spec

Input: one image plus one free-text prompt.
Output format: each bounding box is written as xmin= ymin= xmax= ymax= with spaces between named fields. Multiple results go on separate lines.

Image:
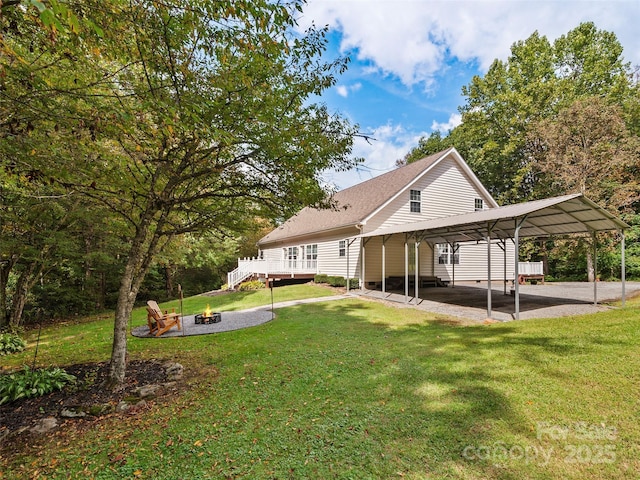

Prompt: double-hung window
xmin=305 ymin=244 xmax=318 ymax=269
xmin=437 ymin=243 xmax=460 ymax=265
xmin=338 ymin=240 xmax=346 ymax=257
xmin=410 ymin=189 xmax=421 ymax=213
xmin=286 ymin=246 xmax=298 ymax=268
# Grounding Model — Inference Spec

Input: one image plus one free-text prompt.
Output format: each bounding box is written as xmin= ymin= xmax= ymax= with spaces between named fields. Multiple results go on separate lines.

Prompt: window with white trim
xmin=475 ymin=198 xmax=484 ymax=211
xmin=338 ymin=240 xmax=346 ymax=257
xmin=286 ymin=246 xmax=298 ymax=268
xmin=410 ymin=189 xmax=421 ymax=213
xmin=305 ymin=244 xmax=318 ymax=268
xmin=437 ymin=243 xmax=460 ymax=265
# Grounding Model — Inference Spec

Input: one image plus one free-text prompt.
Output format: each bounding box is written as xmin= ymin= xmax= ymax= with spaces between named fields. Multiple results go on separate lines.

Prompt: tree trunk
xmin=586 ymin=249 xmax=595 ymax=282
xmin=165 ymin=264 xmax=174 ymax=298
xmin=9 ymin=262 xmax=42 ymax=328
xmin=0 ymin=259 xmax=14 ymax=329
xmin=105 ymin=219 xmax=167 ymax=390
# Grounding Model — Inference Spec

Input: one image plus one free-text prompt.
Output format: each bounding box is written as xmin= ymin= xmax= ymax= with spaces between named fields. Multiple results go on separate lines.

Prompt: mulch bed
xmin=0 ymin=360 xmax=171 ymax=454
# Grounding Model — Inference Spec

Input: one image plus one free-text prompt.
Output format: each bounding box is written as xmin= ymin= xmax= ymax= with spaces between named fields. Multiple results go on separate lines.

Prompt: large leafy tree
xmin=404 ymin=23 xmax=634 ymax=203
xmin=2 ymin=0 xmax=360 ymax=387
xmin=528 ymin=96 xmax=640 ymax=280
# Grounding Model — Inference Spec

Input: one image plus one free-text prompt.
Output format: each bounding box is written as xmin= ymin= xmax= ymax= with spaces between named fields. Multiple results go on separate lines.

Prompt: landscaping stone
xmin=135 ymin=384 xmax=162 ymax=399
xmin=61 ymin=407 xmax=87 ymax=418
xmin=165 ymin=362 xmax=184 ymax=381
xmin=30 ymin=417 xmax=58 ymax=435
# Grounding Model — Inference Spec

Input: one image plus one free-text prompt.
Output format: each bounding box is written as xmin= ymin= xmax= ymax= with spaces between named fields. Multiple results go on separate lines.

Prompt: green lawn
xmin=2 ymin=285 xmax=639 ymax=479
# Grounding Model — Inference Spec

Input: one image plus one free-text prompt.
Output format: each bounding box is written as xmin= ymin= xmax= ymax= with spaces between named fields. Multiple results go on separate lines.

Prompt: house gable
xmin=362 ymin=149 xmax=499 ymax=232
xmin=257 ymin=147 xmax=498 ymax=247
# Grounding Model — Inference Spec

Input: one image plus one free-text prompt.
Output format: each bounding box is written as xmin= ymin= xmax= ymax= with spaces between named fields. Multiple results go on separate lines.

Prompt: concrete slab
xmin=357 ymin=281 xmax=640 ymax=322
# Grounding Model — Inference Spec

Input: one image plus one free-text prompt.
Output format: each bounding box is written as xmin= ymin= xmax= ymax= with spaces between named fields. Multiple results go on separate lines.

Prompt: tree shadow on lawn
xmin=263 ymin=300 xmax=599 ymax=477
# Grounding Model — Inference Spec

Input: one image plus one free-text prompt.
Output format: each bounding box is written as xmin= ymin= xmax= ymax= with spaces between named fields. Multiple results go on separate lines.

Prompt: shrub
xmin=347 ymin=278 xmax=360 ymax=289
xmin=314 ymin=274 xmax=329 ymax=284
xmin=327 ymin=276 xmax=345 ymax=287
xmin=0 ymin=366 xmax=76 ymax=405
xmin=238 ymin=280 xmax=264 ymax=291
xmin=0 ymin=333 xmax=27 ymax=356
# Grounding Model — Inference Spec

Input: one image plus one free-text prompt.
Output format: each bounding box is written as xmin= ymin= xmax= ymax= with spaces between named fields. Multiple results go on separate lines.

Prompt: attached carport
xmin=358 ymin=193 xmax=629 ymax=320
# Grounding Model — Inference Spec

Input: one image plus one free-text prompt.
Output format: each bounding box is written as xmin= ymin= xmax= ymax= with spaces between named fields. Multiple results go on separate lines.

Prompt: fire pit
xmin=194 ymin=304 xmax=221 ymax=324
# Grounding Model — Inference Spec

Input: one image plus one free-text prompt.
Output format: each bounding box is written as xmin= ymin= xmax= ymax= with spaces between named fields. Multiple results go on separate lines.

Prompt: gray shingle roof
xmin=258 ymin=148 xmax=451 ymax=245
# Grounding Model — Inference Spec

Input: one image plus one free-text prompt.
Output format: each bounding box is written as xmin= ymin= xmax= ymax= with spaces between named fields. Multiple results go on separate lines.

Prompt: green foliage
xmin=314 ymin=274 xmax=329 ymax=284
xmin=403 ymin=131 xmax=454 ymax=165
xmin=415 ymin=22 xmax=635 ymax=204
xmin=325 ymin=275 xmax=343 ymax=287
xmin=237 ymin=280 xmax=264 ymax=291
xmin=0 ymin=366 xmax=76 ymax=405
xmin=0 ymin=332 xmax=26 ymax=356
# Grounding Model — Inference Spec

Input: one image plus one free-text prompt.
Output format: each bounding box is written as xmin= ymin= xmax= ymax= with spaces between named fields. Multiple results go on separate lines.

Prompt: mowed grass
xmin=2 ymin=285 xmax=639 ymax=479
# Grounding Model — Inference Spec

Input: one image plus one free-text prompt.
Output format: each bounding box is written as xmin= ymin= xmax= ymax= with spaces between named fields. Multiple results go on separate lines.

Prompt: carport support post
xmin=486 ymin=229 xmax=492 ymax=319
xmin=382 ymin=236 xmax=388 ymax=295
xmin=503 ymin=239 xmax=507 ymax=296
xmin=593 ymin=232 xmax=598 ymax=305
xmin=450 ymin=242 xmax=456 ymax=288
xmin=621 ymin=230 xmax=626 ymax=307
xmin=404 ymin=235 xmax=409 ymax=303
xmin=514 ymin=217 xmax=525 ymax=321
xmin=414 ymin=241 xmax=420 ymax=305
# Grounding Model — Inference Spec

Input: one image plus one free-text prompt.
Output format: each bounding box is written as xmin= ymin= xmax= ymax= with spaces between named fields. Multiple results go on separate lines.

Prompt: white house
xmin=228 ymin=148 xmax=515 ymax=289
xmin=227 ymin=146 xmax=629 ymax=319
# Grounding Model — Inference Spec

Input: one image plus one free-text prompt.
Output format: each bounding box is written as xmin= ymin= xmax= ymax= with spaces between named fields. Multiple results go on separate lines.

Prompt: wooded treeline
xmin=402 ymin=23 xmax=640 ymax=281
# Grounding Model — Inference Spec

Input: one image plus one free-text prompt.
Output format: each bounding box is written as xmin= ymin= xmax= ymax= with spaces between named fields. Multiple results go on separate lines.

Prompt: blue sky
xmin=295 ymin=0 xmax=640 ymax=190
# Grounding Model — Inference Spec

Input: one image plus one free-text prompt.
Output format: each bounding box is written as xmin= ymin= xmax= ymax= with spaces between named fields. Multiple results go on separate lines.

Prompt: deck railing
xmin=227 ymin=258 xmax=319 ymax=289
xmin=518 ymin=261 xmax=544 ymax=275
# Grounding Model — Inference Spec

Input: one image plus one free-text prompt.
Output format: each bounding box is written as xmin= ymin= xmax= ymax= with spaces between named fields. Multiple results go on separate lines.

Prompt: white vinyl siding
xmin=361 ymin=236 xmax=434 ymax=284
xmin=364 ymin=155 xmax=494 ymax=233
xmin=434 ymin=241 xmax=515 ymax=282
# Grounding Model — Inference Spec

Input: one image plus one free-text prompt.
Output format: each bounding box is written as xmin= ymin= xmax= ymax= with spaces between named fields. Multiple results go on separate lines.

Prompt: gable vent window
xmin=410 ymin=190 xmax=421 ymax=213
xmin=475 ymin=198 xmax=484 ymax=211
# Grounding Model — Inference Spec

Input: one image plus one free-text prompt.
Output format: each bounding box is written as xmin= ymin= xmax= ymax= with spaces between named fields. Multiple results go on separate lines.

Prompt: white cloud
xmin=335 ymin=82 xmax=362 ymax=98
xmin=323 ymin=122 xmax=429 ymax=190
xmin=431 ymin=113 xmax=462 ymax=133
xmin=300 ymin=0 xmax=640 ymax=89
xmin=336 ymin=85 xmax=349 ymax=97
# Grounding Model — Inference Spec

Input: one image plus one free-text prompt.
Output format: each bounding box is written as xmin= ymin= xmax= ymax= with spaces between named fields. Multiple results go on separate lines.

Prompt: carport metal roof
xmin=356 ymin=193 xmax=628 ymax=320
xmin=360 ymin=193 xmax=628 ymax=243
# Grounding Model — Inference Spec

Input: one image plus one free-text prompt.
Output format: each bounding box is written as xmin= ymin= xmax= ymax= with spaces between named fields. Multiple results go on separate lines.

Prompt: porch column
xmin=621 ymin=230 xmax=626 ymax=307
